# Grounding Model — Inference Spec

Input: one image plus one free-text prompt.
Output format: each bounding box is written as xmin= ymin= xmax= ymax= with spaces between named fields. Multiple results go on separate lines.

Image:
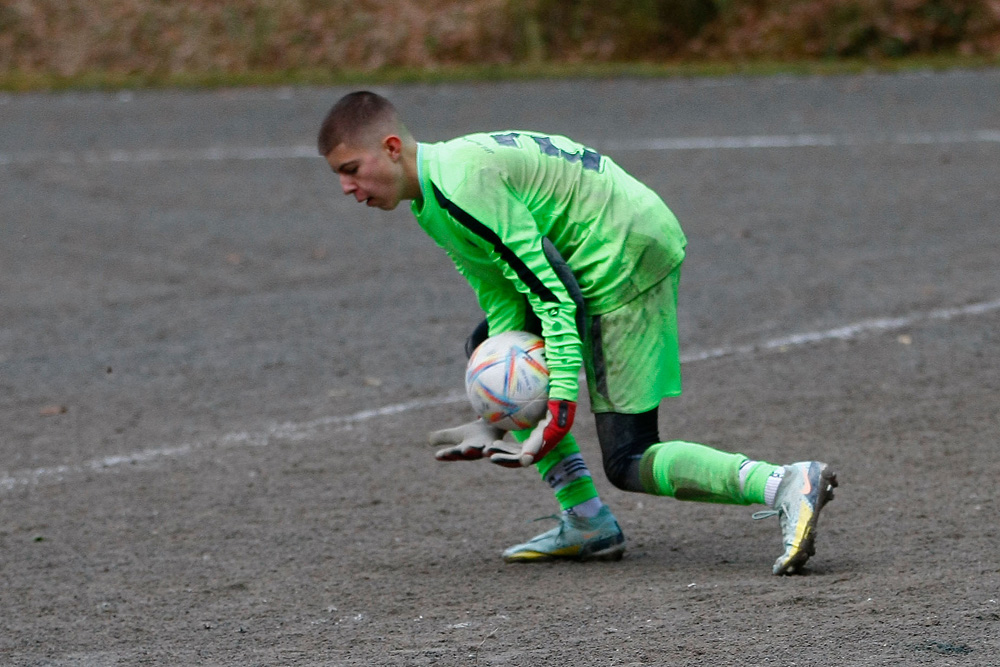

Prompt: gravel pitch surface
xmin=2 ymin=70 xmax=999 ymax=665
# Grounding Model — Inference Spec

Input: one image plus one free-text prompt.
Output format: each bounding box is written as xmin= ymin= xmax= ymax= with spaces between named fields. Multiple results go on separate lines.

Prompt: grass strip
xmin=3 ymin=55 xmax=999 ymax=93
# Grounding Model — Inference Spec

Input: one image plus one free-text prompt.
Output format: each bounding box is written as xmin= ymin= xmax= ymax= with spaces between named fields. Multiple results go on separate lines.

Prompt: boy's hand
xmin=429 ymin=419 xmax=505 ymax=461
xmin=487 ymin=400 xmax=576 ymax=468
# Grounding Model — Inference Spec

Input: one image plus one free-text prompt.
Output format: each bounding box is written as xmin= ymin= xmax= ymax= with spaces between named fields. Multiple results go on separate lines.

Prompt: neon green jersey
xmin=411 ymin=131 xmax=687 ymax=402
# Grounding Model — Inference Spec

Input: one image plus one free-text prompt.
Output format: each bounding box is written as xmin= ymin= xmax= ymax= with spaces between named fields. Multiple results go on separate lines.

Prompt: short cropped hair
xmin=316 ymin=91 xmax=400 ymax=157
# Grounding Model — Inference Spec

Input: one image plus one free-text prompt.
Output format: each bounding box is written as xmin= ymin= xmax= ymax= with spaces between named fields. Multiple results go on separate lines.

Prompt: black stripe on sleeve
xmin=431 ymin=183 xmax=559 ymax=304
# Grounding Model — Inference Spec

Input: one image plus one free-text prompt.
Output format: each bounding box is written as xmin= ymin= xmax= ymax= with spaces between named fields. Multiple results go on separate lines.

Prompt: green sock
xmin=513 ymin=430 xmax=600 ymax=512
xmin=639 ymin=441 xmax=779 ymax=505
xmin=739 ymin=459 xmax=784 ymax=506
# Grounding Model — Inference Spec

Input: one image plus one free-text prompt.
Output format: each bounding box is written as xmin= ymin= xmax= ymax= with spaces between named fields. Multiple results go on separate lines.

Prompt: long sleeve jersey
xmin=411 ymin=131 xmax=687 ymax=403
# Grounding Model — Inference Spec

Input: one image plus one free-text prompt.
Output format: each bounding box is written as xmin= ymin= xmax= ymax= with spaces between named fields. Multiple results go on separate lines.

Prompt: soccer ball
xmin=465 ymin=331 xmax=550 ymax=431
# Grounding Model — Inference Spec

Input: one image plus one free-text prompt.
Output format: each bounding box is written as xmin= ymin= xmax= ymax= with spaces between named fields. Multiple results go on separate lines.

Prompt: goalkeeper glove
xmin=428 ymin=419 xmax=506 ymax=462
xmin=487 ymin=399 xmax=576 ymax=468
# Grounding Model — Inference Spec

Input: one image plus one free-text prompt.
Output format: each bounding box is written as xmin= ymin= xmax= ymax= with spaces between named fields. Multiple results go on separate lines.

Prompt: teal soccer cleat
xmin=503 ymin=505 xmax=626 ymax=563
xmin=755 ymin=461 xmax=838 ymax=575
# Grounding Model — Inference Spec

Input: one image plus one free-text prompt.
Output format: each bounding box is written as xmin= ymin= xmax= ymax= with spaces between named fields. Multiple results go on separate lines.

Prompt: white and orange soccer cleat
xmin=755 ymin=461 xmax=838 ymax=575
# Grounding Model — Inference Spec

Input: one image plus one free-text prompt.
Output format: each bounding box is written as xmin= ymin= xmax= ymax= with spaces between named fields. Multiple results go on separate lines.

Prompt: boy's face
xmin=325 ymin=136 xmax=406 ymax=211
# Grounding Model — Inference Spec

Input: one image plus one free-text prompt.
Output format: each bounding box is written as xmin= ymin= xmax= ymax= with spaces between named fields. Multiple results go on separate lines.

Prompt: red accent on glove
xmin=537 ymin=399 xmax=576 ymax=459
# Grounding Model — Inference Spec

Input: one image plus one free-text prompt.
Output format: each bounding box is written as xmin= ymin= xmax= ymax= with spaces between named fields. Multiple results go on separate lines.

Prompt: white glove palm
xmin=428 ymin=419 xmax=506 ymax=462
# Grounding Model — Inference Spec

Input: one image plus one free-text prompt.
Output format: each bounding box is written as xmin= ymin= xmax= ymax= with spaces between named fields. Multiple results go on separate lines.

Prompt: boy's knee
xmin=595 ymin=410 xmax=660 ymax=493
xmin=602 ymin=456 xmax=636 ymax=491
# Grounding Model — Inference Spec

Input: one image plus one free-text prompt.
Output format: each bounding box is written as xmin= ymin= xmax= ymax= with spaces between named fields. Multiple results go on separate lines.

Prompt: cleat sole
xmin=504 ymin=540 xmax=626 ymax=563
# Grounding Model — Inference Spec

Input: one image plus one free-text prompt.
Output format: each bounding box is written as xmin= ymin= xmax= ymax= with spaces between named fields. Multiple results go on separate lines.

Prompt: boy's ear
xmin=383 ymin=135 xmax=403 ymax=159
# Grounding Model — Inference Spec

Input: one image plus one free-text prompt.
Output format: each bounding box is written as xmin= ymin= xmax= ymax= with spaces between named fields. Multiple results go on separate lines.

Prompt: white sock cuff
xmin=764 ymin=467 xmax=785 ymax=507
xmin=567 ymin=496 xmax=604 ymax=519
xmin=544 ymin=453 xmax=592 ymax=492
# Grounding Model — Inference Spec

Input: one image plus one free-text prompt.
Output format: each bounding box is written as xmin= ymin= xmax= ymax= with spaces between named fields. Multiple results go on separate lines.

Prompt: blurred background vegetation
xmin=1 ymin=0 xmax=998 ymax=88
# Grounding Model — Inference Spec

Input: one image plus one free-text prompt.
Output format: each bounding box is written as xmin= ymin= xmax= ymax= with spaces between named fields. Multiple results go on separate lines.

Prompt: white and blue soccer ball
xmin=465 ymin=331 xmax=550 ymax=431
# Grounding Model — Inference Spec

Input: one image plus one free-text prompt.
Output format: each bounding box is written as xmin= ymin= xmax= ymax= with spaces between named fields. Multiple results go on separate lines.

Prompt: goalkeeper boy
xmin=317 ymin=91 xmax=838 ymax=575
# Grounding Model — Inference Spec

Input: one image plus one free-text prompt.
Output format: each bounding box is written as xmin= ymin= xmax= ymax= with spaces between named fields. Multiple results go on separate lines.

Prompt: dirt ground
xmin=2 ymin=71 xmax=999 ymax=666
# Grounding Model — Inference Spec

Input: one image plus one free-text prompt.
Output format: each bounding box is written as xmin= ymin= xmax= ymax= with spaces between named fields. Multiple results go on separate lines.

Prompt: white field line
xmin=679 ymin=297 xmax=1000 ymax=363
xmin=600 ymin=129 xmax=1000 ymax=152
xmin=0 ymin=393 xmax=465 ymax=492
xmin=1 ymin=130 xmax=998 ymax=166
xmin=0 ymin=145 xmax=318 ymax=166
xmin=3 ymin=296 xmax=999 ymax=492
